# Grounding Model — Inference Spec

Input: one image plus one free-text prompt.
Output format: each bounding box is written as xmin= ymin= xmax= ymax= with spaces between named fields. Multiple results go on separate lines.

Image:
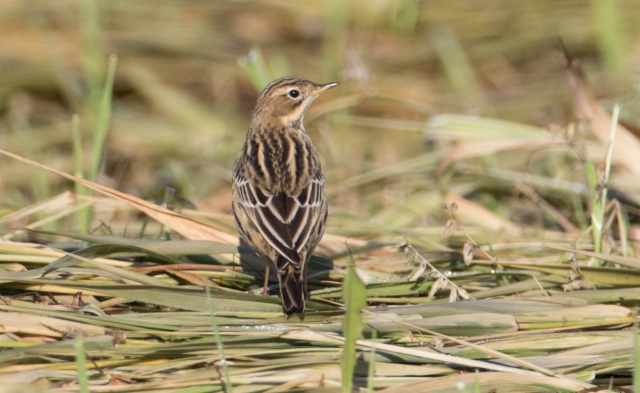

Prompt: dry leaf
xmin=441 ymin=218 xmax=457 ymax=243
xmin=407 ymin=259 xmax=427 ymax=282
xmin=458 ymin=287 xmax=471 ymax=300
xmin=428 ymin=276 xmax=447 ymax=299
xmin=167 ymin=270 xmax=220 ymax=286
xmin=564 ymin=45 xmax=640 ymax=178
xmin=437 ymin=139 xmax=553 ymax=177
xmin=448 ymin=286 xmax=458 ymax=302
xmin=430 ymin=337 xmax=444 ymax=348
xmin=445 ymin=192 xmax=522 ymax=234
xmin=462 ymin=240 xmax=474 ymax=265
xmin=0 ymin=149 xmax=238 ymax=244
xmin=563 ymin=256 xmax=594 ymax=291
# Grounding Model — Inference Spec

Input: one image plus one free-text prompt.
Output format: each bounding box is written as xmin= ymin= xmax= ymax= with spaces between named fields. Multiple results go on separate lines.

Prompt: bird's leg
xmin=262 ymin=262 xmax=270 ymax=296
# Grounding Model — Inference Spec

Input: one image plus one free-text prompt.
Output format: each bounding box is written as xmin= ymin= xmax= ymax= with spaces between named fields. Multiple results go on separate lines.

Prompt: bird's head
xmin=252 ymin=77 xmax=338 ymax=128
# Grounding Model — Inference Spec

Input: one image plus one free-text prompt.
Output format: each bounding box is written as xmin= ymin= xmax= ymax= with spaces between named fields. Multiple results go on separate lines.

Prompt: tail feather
xmin=278 ymin=264 xmax=306 ymax=316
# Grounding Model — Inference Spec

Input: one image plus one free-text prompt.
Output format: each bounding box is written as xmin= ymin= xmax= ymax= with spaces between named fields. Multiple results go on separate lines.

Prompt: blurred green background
xmin=1 ymin=0 xmax=639 ymax=236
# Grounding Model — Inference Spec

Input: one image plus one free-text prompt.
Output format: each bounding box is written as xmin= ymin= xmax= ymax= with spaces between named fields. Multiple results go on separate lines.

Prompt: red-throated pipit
xmin=232 ymin=76 xmax=337 ymax=316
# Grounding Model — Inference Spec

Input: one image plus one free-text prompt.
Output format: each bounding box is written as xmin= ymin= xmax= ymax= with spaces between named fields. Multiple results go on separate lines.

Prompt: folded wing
xmin=233 ymin=170 xmax=325 ymax=271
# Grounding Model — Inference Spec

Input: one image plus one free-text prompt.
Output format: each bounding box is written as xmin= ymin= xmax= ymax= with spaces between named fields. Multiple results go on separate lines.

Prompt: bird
xmin=232 ymin=76 xmax=337 ymax=316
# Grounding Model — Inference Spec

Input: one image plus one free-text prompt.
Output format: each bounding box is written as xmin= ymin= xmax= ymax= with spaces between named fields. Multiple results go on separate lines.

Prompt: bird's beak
xmin=312 ymin=82 xmax=339 ymax=96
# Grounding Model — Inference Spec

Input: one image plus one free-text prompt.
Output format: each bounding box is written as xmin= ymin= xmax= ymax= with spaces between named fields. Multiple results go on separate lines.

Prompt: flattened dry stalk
xmin=404 ymin=242 xmax=475 ymax=301
xmin=316 ymin=298 xmax=582 ymax=382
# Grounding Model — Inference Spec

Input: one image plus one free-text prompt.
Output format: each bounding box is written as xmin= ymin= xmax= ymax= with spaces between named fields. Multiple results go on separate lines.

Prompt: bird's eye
xmin=288 ymin=89 xmax=300 ymax=98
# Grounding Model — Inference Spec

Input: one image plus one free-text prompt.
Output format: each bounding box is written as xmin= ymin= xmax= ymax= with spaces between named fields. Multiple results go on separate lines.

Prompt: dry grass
xmin=1 ymin=1 xmax=640 ymax=392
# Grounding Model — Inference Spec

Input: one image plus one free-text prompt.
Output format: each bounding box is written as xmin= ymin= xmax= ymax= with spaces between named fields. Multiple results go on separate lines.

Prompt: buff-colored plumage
xmin=232 ymin=77 xmax=337 ymax=316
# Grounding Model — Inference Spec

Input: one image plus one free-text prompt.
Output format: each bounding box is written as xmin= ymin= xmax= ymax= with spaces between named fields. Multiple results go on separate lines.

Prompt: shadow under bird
xmin=232 ymin=76 xmax=338 ymax=316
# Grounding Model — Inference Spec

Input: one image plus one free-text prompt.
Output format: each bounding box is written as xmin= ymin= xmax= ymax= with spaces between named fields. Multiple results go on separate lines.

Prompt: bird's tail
xmin=277 ymin=263 xmax=307 ymax=316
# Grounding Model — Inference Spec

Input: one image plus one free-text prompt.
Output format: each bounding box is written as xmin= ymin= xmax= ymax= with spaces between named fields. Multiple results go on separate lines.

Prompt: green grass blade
xmin=430 ymin=25 xmax=484 ymax=109
xmin=367 ymin=329 xmax=377 ymax=393
xmin=389 ymin=0 xmax=418 ymax=36
xmin=71 ymin=114 xmax=89 ymax=234
xmin=79 ymin=0 xmax=104 ymax=112
xmin=237 ymin=47 xmax=271 ymax=92
xmin=591 ymin=0 xmax=627 ymax=80
xmin=89 ymin=54 xmax=117 ymax=182
xmin=206 ymin=286 xmax=232 ymax=393
xmin=74 ymin=336 xmax=90 ymax=393
xmin=341 ymin=264 xmax=366 ymax=392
